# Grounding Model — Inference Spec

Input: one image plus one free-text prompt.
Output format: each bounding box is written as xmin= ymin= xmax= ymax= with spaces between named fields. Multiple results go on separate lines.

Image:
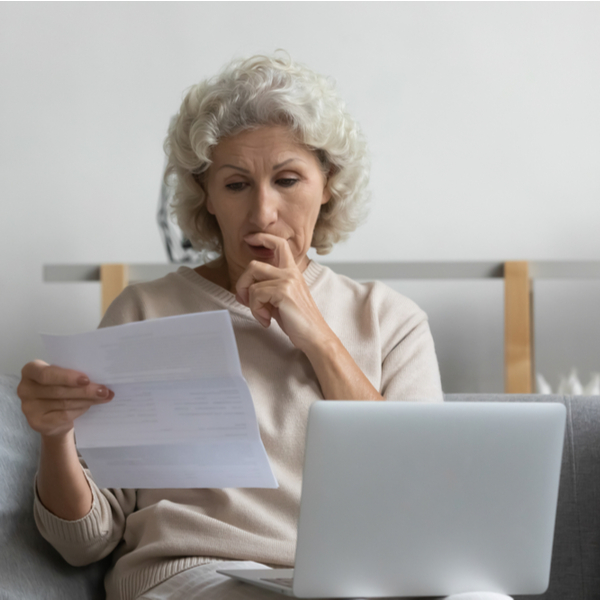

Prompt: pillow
xmin=0 ymin=375 xmax=109 ymax=599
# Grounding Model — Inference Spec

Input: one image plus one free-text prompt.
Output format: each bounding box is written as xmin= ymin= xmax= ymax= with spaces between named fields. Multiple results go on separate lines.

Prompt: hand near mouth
xmin=235 ymin=233 xmax=333 ymax=353
xmin=242 ymin=232 xmax=295 ymax=265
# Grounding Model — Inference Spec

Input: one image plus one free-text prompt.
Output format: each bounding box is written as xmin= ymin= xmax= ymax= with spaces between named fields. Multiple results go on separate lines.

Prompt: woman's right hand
xmin=18 ymin=360 xmax=114 ymax=439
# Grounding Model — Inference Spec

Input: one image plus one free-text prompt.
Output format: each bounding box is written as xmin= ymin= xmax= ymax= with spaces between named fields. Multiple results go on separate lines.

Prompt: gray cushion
xmin=0 ymin=375 xmax=109 ymax=599
xmin=446 ymin=394 xmax=600 ymax=600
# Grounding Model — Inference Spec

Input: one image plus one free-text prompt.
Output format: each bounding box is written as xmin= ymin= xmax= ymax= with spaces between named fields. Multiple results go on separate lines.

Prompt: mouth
xmin=246 ymin=243 xmax=275 ymax=259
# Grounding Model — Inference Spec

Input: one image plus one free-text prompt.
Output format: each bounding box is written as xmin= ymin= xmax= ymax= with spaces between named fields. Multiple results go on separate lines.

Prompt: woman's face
xmin=204 ymin=125 xmax=331 ymax=276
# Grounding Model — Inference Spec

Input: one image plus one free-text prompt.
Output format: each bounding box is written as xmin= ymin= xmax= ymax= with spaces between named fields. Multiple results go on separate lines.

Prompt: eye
xmin=277 ymin=178 xmax=298 ymax=188
xmin=225 ymin=182 xmax=247 ymax=191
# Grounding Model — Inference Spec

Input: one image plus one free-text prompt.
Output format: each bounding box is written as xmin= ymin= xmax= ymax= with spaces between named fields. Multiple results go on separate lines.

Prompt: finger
xmin=28 ymin=381 xmax=114 ymax=401
xmin=23 ymin=397 xmax=105 ymax=433
xmin=253 ymin=306 xmax=272 ymax=328
xmin=248 ymin=283 xmax=285 ymax=327
xmin=248 ymin=288 xmax=273 ymax=327
xmin=39 ymin=398 xmax=106 ymax=413
xmin=22 ymin=360 xmax=92 ymax=388
xmin=236 ymin=261 xmax=281 ymax=306
xmin=23 ymin=390 xmax=112 ymax=419
xmin=243 ymin=233 xmax=296 ymax=269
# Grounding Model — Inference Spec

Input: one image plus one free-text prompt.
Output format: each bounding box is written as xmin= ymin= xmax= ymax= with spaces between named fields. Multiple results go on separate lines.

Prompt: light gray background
xmin=1 ymin=2 xmax=599 ymax=392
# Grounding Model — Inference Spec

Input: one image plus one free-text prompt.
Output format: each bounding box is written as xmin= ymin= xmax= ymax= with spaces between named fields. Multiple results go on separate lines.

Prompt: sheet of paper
xmin=41 ymin=310 xmax=278 ymax=489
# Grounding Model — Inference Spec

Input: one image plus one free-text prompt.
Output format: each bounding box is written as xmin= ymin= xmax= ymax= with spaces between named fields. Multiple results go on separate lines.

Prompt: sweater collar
xmin=175 ymin=260 xmax=326 ymax=318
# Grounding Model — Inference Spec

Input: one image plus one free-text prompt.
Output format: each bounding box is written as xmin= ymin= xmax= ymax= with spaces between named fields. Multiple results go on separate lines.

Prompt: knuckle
xmin=22 ymin=360 xmax=41 ymax=379
xmin=38 ymin=368 xmax=52 ymax=386
xmin=20 ymin=401 xmax=32 ymax=419
xmin=248 ymin=288 xmax=260 ymax=304
xmin=16 ymin=381 xmax=28 ymax=400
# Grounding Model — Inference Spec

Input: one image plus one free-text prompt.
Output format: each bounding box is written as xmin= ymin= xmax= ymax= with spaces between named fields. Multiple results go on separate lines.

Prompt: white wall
xmin=1 ymin=2 xmax=599 ymax=392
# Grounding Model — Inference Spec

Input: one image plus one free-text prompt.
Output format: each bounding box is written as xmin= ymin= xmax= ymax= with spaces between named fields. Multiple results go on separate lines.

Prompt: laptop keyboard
xmin=260 ymin=577 xmax=294 ymax=588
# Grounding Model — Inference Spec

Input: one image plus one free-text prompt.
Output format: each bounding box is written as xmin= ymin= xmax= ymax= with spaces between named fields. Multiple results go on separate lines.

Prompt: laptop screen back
xmin=293 ymin=401 xmax=565 ymax=598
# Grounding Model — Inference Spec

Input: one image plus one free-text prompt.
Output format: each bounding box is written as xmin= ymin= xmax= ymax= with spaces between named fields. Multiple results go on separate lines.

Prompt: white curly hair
xmin=164 ymin=51 xmax=370 ymax=256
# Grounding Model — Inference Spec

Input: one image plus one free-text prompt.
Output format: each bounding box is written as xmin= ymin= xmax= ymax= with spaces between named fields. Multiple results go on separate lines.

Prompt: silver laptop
xmin=218 ymin=401 xmax=565 ymax=598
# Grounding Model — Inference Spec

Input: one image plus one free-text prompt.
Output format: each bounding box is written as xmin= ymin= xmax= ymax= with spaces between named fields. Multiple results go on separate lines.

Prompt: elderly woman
xmin=18 ymin=54 xmax=443 ymax=600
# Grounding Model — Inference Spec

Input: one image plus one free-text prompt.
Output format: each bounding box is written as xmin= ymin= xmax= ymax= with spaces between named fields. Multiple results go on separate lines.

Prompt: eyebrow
xmin=273 ymin=158 xmax=304 ymax=169
xmin=216 ymin=158 xmax=305 ymax=173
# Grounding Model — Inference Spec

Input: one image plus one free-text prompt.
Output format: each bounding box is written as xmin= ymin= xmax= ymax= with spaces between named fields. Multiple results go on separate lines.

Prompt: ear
xmin=193 ymin=172 xmax=213 ymax=213
xmin=320 ymin=163 xmax=335 ymax=205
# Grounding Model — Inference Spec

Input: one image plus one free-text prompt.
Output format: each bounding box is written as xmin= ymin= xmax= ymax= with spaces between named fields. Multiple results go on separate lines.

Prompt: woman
xmin=18 ymin=53 xmax=443 ymax=600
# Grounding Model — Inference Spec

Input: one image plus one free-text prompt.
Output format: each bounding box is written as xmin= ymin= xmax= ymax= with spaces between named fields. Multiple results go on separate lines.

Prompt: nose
xmin=248 ymin=183 xmax=278 ymax=230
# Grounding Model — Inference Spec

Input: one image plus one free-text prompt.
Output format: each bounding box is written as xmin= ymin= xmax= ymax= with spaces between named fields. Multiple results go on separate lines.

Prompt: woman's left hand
xmin=235 ymin=232 xmax=332 ymax=353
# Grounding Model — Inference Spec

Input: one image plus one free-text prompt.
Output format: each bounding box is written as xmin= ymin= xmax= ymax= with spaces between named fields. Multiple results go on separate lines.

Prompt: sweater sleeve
xmin=373 ymin=282 xmax=443 ymax=402
xmin=33 ymin=468 xmax=136 ymax=566
xmin=381 ymin=314 xmax=443 ymax=402
xmin=32 ymin=285 xmax=143 ymax=566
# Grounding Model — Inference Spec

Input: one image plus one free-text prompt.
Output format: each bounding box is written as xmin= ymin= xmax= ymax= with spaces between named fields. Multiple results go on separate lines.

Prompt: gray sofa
xmin=1 ymin=373 xmax=599 ymax=599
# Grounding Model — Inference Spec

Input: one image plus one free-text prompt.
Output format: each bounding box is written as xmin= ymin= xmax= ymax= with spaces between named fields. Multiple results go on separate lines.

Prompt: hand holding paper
xmin=41 ymin=311 xmax=278 ymax=490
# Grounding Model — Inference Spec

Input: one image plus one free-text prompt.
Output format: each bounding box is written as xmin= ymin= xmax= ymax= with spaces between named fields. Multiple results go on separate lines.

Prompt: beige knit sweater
xmin=34 ymin=262 xmax=443 ymax=600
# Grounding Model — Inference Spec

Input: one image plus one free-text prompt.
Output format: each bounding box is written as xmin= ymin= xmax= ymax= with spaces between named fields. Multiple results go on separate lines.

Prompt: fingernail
xmin=107 ymin=390 xmax=115 ymax=400
xmin=77 ymin=376 xmax=90 ymax=386
xmin=96 ymin=386 xmax=108 ymax=397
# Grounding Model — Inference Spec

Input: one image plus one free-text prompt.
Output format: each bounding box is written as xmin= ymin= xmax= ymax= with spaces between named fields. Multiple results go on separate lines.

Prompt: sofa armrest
xmin=0 ymin=375 xmax=110 ymax=599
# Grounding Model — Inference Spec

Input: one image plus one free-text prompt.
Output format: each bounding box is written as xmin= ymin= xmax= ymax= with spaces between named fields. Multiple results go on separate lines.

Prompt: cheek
xmin=291 ymin=199 xmax=322 ymax=238
xmin=220 ymin=211 xmax=249 ymax=245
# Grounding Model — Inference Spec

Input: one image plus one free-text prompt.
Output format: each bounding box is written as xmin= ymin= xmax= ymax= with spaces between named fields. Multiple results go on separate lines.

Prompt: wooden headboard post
xmin=504 ymin=261 xmax=533 ymax=393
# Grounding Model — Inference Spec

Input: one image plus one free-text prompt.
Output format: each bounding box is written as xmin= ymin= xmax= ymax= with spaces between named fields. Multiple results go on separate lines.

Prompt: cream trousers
xmin=136 ymin=561 xmax=513 ymax=600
